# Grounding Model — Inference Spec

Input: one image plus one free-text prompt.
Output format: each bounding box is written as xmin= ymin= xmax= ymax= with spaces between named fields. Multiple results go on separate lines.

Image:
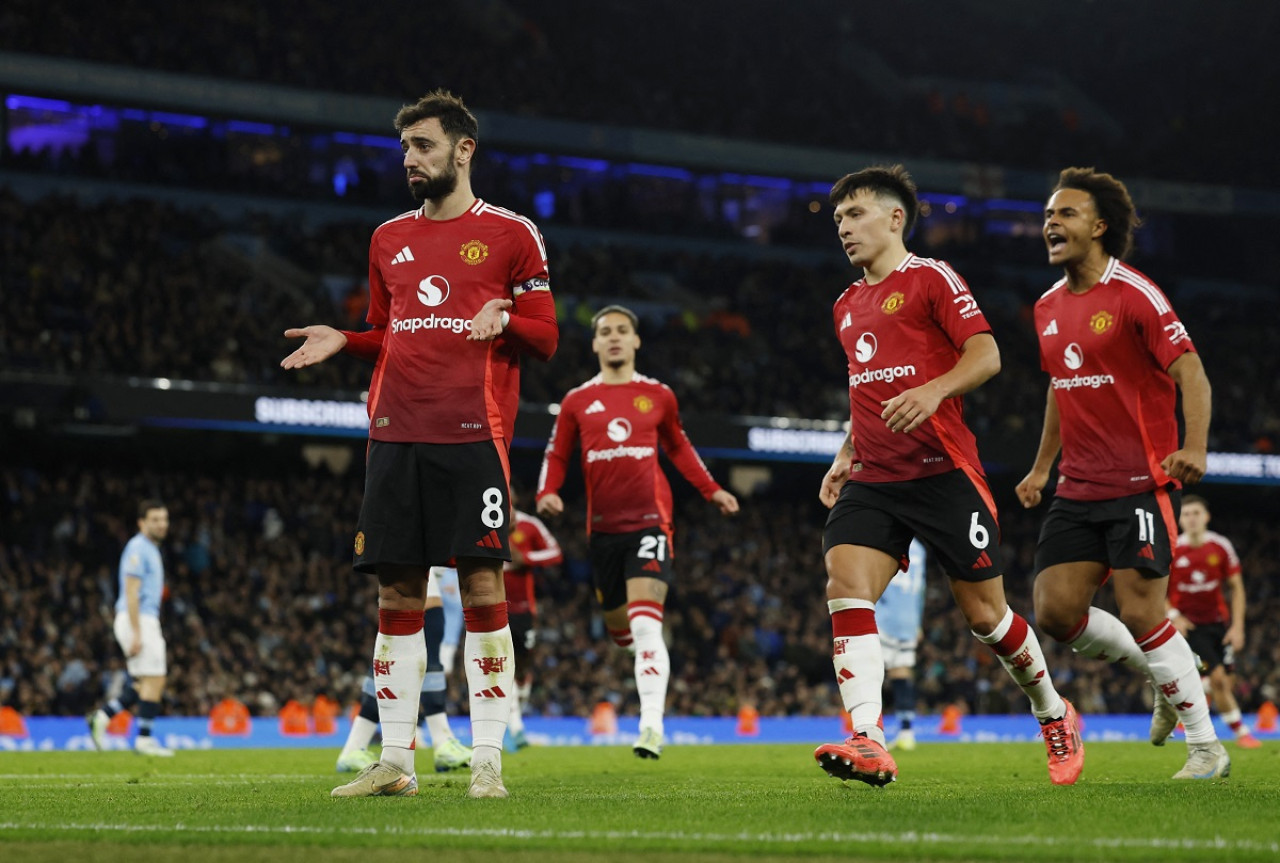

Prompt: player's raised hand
xmin=536 ymin=493 xmax=564 ymax=518
xmin=469 ymin=298 xmax=513 ymax=341
xmin=1015 ymin=468 xmax=1049 ymax=508
xmin=881 ymin=384 xmax=943 ymax=433
xmin=710 ymin=489 xmax=739 ymax=515
xmin=281 ymin=325 xmax=347 ymax=369
xmin=1161 ymin=447 xmax=1207 ymax=485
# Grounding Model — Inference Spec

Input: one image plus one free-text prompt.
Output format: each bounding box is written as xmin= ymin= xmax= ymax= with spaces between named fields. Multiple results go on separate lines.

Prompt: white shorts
xmin=113 ymin=612 xmax=167 ymax=677
xmin=879 ymin=633 xmax=918 ymax=671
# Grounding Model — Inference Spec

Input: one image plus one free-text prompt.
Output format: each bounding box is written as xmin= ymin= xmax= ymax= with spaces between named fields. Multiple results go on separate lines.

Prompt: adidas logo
xmin=840 ymin=311 xmax=853 ymax=331
xmin=584 ymin=399 xmax=606 ymax=414
xmin=1042 ymin=319 xmax=1058 ymax=336
xmin=1139 ymin=543 xmax=1155 ymax=560
xmin=475 ymin=529 xmax=502 ymax=549
xmin=474 ymin=686 xmax=506 ymax=699
xmin=972 ymin=551 xmax=993 ymax=569
xmin=391 ymin=245 xmax=415 ymax=265
xmin=640 ymin=667 xmax=662 ymax=677
xmin=375 ymin=687 xmax=397 ymax=700
xmin=641 ymin=559 xmax=663 ymax=573
xmin=837 ymin=668 xmax=855 ymax=682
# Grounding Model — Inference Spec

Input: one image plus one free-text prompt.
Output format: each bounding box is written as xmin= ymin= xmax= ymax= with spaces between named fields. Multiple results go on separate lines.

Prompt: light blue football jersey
xmin=115 ymin=532 xmax=165 ymax=616
xmin=877 ymin=538 xmax=926 ymax=642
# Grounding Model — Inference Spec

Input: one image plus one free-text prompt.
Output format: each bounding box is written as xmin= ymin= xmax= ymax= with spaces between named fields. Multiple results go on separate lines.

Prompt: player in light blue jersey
xmin=877 ymin=538 xmax=927 ymax=751
xmin=89 ymin=500 xmax=173 ymax=756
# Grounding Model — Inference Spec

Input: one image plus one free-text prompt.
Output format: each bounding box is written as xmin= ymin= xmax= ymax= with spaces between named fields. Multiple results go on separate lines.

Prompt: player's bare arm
xmin=1016 ymin=386 xmax=1062 ymax=508
xmin=880 ymin=333 xmax=1000 ymax=433
xmin=281 ymin=325 xmax=348 ymax=369
xmin=1161 ymin=352 xmax=1212 ymax=484
xmin=710 ymin=489 xmax=740 ymax=515
xmin=1225 ymin=573 xmax=1246 ymax=651
xmin=536 ymin=493 xmax=564 ymax=518
xmin=468 ymin=297 xmax=514 ymax=342
xmin=819 ymin=432 xmax=856 ymax=508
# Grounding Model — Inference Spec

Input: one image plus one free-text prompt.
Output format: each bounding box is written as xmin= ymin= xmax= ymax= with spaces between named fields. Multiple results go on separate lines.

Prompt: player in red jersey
xmin=813 ymin=165 xmax=1082 ymax=789
xmin=536 ymin=304 xmax=739 ymax=759
xmin=1017 ymin=167 xmax=1227 ymax=780
xmin=1169 ymin=495 xmax=1260 ymax=748
xmin=281 ymin=90 xmax=558 ymax=799
xmin=504 ymin=495 xmax=563 ymax=750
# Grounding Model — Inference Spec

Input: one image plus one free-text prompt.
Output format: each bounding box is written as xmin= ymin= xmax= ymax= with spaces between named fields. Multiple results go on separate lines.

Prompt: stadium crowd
xmin=2 ymin=0 xmax=1274 ymax=189
xmin=2 ymin=188 xmax=1277 ymax=452
xmin=1 ymin=454 xmax=1277 ymax=723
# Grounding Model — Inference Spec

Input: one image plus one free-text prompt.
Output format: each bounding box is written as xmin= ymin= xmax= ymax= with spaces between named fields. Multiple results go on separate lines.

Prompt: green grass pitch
xmin=1 ymin=741 xmax=1277 ymax=862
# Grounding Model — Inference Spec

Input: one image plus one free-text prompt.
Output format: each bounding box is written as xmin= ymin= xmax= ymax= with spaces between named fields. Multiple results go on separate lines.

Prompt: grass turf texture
xmin=1 ymin=741 xmax=1276 ymax=862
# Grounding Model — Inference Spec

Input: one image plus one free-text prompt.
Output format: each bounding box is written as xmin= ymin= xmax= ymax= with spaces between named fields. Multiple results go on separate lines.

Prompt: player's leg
xmin=458 ymin=556 xmax=513 ymax=798
xmin=884 ymin=662 xmax=916 ymax=751
xmin=91 ymin=616 xmax=145 ymax=749
xmin=437 ymin=566 xmax=464 ymax=673
xmin=1209 ymin=664 xmax=1260 ymax=747
xmin=420 ymin=581 xmax=472 ymax=771
xmin=624 ymin=574 xmax=670 ymax=758
xmin=506 ymin=611 xmax=534 ymax=750
xmin=131 ymin=617 xmax=172 ymax=756
xmin=336 ymin=675 xmax=379 ymax=772
xmin=814 ymin=542 xmax=899 ymax=786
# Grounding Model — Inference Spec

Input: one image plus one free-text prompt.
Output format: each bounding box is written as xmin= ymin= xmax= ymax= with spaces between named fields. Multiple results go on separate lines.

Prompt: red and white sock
xmin=464 ymin=601 xmax=515 ymax=757
xmin=373 ymin=608 xmax=427 ymax=774
xmin=1065 ymin=607 xmax=1152 ymax=675
xmin=628 ymin=601 xmax=669 ymax=734
xmin=1138 ymin=620 xmax=1217 ymax=744
xmin=609 ymin=627 xmax=635 ymax=653
xmin=1221 ymin=708 xmax=1251 ymax=737
xmin=976 ymin=607 xmax=1065 ymax=722
xmin=829 ymin=598 xmax=883 ymax=735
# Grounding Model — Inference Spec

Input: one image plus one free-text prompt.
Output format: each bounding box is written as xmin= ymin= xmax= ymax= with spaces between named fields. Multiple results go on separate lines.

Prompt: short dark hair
xmin=394 ymin=89 xmax=479 ymax=144
xmin=829 ymin=164 xmax=920 ymax=238
xmin=1181 ymin=494 xmax=1209 ymax=512
xmin=1053 ymin=167 xmax=1142 ymax=260
xmin=138 ymin=499 xmax=166 ymax=519
xmin=592 ymin=304 xmax=639 ymax=334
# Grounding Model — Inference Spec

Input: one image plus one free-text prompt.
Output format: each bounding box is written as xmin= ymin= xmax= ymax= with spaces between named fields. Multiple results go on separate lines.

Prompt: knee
xmin=1032 ymin=604 xmax=1077 ymax=643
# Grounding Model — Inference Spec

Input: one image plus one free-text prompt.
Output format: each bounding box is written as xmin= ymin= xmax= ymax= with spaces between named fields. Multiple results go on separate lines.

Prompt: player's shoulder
xmin=902 ymin=253 xmax=967 ymax=289
xmin=473 ymin=199 xmax=545 ymax=240
xmin=1101 ymin=258 xmax=1172 ymax=314
xmin=1037 ymin=277 xmax=1069 ymax=305
xmin=560 ymin=375 xmax=605 ymax=404
xmin=372 ymin=208 xmax=421 ymax=237
xmin=632 ymin=372 xmax=670 ymax=391
xmin=1203 ymin=530 xmax=1239 ymax=554
xmin=833 ymin=278 xmax=866 ymax=310
xmin=516 ymin=508 xmax=551 ymax=531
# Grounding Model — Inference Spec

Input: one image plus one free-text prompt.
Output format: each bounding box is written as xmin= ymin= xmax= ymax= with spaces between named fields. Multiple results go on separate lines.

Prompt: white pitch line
xmin=0 ymin=821 xmax=1274 ymax=854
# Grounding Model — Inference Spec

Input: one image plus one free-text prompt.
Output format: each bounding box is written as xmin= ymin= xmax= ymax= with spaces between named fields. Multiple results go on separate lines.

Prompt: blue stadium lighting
xmin=5 ymin=94 xmax=75 ymax=113
xmin=627 ymin=162 xmax=694 ymax=181
xmin=983 ymin=197 xmax=1045 ymax=213
xmin=533 ymin=189 xmax=555 ymax=219
xmin=151 ymin=111 xmax=207 ymax=130
xmin=226 ymin=119 xmax=277 ymax=135
xmin=719 ymin=172 xmax=792 ymax=190
xmin=331 ymin=131 xmax=398 ymax=149
xmin=555 ymin=155 xmax=609 ymax=173
xmin=529 ymin=152 xmax=552 ymax=165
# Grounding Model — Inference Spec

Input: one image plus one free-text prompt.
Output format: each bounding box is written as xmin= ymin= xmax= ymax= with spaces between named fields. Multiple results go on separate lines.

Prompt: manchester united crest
xmin=354 ymin=531 xmax=366 ymax=556
xmin=633 ymin=395 xmax=654 ymax=413
xmin=1090 ymin=310 xmax=1114 ymax=335
xmin=460 ymin=239 xmax=489 ymax=265
xmin=881 ymin=292 xmax=906 ymax=315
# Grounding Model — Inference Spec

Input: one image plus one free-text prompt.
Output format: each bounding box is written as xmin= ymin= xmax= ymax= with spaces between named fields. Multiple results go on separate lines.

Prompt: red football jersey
xmin=503 ymin=509 xmax=563 ymax=615
xmin=1034 ymin=258 xmax=1195 ymax=501
xmin=356 ymin=199 xmax=552 ymax=444
xmin=537 ymin=374 xmax=722 ymax=534
xmin=833 ymin=254 xmax=991 ymax=483
xmin=1169 ymin=531 xmax=1241 ymax=626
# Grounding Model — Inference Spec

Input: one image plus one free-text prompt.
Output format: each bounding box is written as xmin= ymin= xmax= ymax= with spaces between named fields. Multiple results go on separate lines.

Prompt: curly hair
xmin=1053 ymin=167 xmax=1143 ymax=260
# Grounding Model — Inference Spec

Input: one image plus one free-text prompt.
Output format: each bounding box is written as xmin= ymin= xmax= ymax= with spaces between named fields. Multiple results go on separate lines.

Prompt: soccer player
xmin=282 ymin=89 xmax=558 ymax=799
xmin=504 ymin=497 xmax=564 ymax=749
xmin=88 ymin=499 xmax=174 ymax=757
xmin=536 ymin=304 xmax=739 ymax=759
xmin=879 ymin=538 xmax=927 ymax=751
xmin=1016 ymin=167 xmax=1228 ymax=779
xmin=1168 ymin=495 xmax=1261 ymax=748
xmin=814 ymin=165 xmax=1082 ymax=788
